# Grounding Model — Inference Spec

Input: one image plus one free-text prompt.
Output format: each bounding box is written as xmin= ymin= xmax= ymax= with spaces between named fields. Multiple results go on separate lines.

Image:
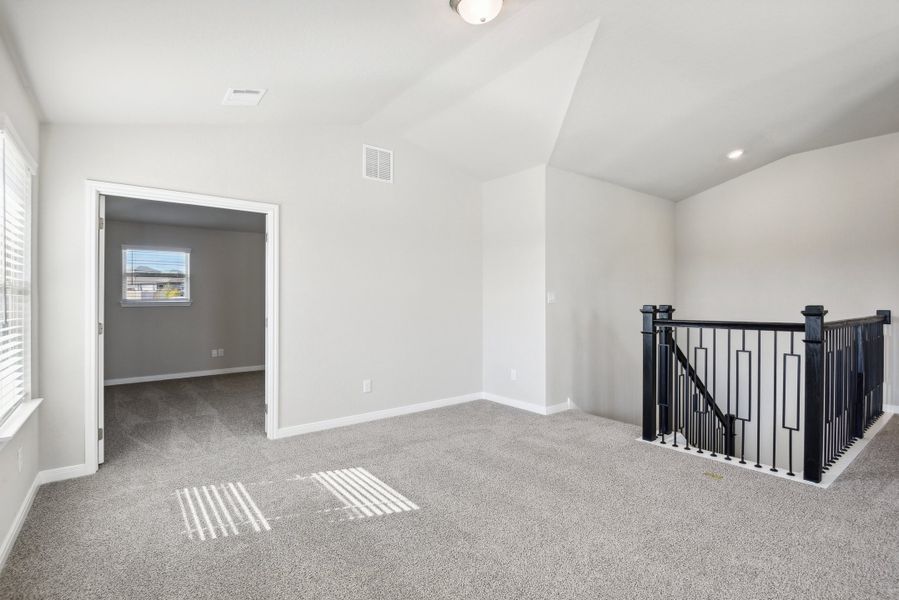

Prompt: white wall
xmin=39 ymin=124 xmax=483 ymax=470
xmin=676 ymin=132 xmax=899 ymax=408
xmin=546 ymin=167 xmax=675 ymax=424
xmin=0 ymin=33 xmax=41 ymax=570
xmin=481 ymin=166 xmax=547 ymax=406
xmin=104 ymin=220 xmax=265 ymax=381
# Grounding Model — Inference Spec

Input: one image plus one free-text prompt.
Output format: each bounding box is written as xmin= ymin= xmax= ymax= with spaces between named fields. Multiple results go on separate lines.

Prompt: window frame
xmin=0 ymin=118 xmax=36 ymax=431
xmin=120 ymin=244 xmax=192 ymax=307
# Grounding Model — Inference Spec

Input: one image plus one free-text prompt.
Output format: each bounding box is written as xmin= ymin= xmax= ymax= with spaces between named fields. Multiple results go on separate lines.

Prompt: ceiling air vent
xmin=222 ymin=88 xmax=267 ymax=106
xmin=363 ymin=144 xmax=393 ymax=183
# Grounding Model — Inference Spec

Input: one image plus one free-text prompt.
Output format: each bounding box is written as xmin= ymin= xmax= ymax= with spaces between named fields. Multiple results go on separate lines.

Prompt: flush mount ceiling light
xmin=726 ymin=148 xmax=745 ymax=160
xmin=450 ymin=0 xmax=503 ymax=25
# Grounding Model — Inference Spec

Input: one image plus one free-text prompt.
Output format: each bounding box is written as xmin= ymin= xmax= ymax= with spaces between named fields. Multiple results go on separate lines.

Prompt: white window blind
xmin=122 ymin=246 xmax=191 ymax=305
xmin=0 ymin=128 xmax=33 ymax=427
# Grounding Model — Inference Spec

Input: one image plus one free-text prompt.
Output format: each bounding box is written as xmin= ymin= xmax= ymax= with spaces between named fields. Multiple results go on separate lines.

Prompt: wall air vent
xmin=222 ymin=88 xmax=267 ymax=106
xmin=363 ymin=144 xmax=393 ymax=183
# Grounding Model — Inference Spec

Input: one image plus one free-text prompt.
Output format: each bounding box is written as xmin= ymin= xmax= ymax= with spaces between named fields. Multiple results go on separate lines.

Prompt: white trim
xmin=481 ymin=393 xmax=572 ymax=416
xmin=0 ymin=398 xmax=42 ymax=448
xmin=0 ymin=474 xmax=39 ymax=574
xmin=37 ymin=463 xmax=95 ymax=485
xmin=884 ymin=404 xmax=898 ymax=414
xmin=84 ymin=180 xmax=280 ymax=476
xmin=636 ymin=413 xmax=893 ymax=489
xmin=274 ymin=391 xmax=573 ymax=440
xmin=274 ymin=393 xmax=483 ymax=439
xmin=104 ymin=365 xmax=264 ymax=387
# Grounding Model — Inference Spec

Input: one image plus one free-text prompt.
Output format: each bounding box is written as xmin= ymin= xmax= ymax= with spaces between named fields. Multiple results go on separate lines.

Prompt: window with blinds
xmin=0 ymin=128 xmax=33 ymax=427
xmin=121 ymin=246 xmax=191 ymax=305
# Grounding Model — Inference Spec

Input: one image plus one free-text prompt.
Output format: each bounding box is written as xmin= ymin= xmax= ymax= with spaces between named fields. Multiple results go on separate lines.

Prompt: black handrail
xmin=824 ymin=313 xmax=890 ymax=329
xmin=655 ymin=319 xmax=804 ymax=332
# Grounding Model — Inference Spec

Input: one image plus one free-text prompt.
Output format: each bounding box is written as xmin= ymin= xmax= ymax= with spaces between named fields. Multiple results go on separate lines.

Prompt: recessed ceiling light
xmin=450 ymin=0 xmax=503 ymax=25
xmin=726 ymin=148 xmax=745 ymax=160
xmin=222 ymin=88 xmax=267 ymax=106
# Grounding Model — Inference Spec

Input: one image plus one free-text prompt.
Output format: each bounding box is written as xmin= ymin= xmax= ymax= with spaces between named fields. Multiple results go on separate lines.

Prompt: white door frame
xmin=84 ymin=180 xmax=280 ymax=472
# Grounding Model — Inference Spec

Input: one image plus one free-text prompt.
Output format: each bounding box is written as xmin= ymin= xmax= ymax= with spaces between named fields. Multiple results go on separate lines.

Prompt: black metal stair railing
xmin=642 ymin=305 xmax=891 ymax=483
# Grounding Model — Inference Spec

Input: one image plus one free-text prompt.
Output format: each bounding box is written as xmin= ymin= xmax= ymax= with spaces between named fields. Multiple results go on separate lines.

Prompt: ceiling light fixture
xmin=726 ymin=148 xmax=745 ymax=160
xmin=450 ymin=0 xmax=503 ymax=25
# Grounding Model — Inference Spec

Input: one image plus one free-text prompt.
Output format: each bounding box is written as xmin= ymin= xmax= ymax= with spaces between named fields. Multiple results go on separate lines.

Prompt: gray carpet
xmin=1 ymin=372 xmax=898 ymax=599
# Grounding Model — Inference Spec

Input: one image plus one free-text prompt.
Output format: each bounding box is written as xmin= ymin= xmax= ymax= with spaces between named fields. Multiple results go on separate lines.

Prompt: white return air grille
xmin=363 ymin=144 xmax=393 ymax=183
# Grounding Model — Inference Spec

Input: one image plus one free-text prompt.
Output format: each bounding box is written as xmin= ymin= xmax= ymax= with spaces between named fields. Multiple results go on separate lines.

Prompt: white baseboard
xmin=275 ymin=391 xmax=574 ymax=440
xmin=0 ymin=475 xmax=39 ymax=574
xmin=37 ymin=463 xmax=95 ymax=485
xmin=885 ymin=404 xmax=898 ymax=415
xmin=275 ymin=393 xmax=483 ymax=439
xmin=1 ymin=463 xmax=98 ymax=573
xmin=104 ymin=365 xmax=264 ymax=386
xmin=482 ymin=393 xmax=572 ymax=416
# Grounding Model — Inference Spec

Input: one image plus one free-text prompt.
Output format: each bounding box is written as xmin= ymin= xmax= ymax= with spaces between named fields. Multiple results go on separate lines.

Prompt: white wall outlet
xmin=218 ymin=348 xmax=225 ymax=357
xmin=211 ymin=349 xmax=218 ymax=358
xmin=546 ymin=292 xmax=557 ymax=304
xmin=362 ymin=379 xmax=372 ymax=393
xmin=510 ymin=369 xmax=518 ymax=381
xmin=17 ymin=447 xmax=23 ymax=473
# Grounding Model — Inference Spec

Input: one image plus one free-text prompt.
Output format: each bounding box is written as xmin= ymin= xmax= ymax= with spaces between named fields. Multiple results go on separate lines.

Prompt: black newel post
xmin=657 ymin=305 xmax=674 ymax=435
xmin=641 ymin=305 xmax=658 ymax=442
xmin=802 ymin=305 xmax=827 ymax=483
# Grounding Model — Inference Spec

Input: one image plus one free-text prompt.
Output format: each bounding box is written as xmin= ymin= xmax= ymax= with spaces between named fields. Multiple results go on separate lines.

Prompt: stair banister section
xmin=639 ymin=304 xmax=890 ymax=484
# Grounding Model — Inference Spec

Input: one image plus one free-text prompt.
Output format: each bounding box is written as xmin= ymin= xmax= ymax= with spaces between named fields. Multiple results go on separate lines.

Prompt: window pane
xmin=123 ymin=248 xmax=190 ymax=302
xmin=0 ymin=130 xmax=32 ymax=426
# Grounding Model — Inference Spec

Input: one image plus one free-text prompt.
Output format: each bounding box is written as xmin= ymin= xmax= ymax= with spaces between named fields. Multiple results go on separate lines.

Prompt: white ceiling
xmin=105 ymin=196 xmax=266 ymax=233
xmin=2 ymin=0 xmax=898 ymax=199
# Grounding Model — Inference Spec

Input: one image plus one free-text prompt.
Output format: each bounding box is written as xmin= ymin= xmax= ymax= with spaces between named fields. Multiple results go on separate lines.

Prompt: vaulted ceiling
xmin=2 ymin=0 xmax=898 ymax=199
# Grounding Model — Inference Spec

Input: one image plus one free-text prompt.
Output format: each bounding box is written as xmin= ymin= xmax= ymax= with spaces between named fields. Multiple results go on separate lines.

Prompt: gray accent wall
xmin=104 ymin=220 xmax=265 ymax=381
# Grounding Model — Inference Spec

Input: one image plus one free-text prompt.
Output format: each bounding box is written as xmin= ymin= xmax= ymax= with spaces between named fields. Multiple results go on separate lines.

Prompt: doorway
xmin=84 ymin=181 xmax=279 ymax=469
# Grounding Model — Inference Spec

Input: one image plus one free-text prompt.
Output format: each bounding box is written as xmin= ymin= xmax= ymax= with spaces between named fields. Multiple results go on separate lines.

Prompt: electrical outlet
xmin=510 ymin=369 xmax=517 ymax=381
xmin=362 ymin=379 xmax=372 ymax=393
xmin=17 ymin=447 xmax=23 ymax=473
xmin=218 ymin=348 xmax=225 ymax=357
xmin=211 ymin=349 xmax=218 ymax=358
xmin=546 ymin=292 xmax=557 ymax=304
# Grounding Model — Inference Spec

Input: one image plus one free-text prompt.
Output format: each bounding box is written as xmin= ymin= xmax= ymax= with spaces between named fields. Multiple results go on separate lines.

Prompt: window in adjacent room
xmin=121 ymin=246 xmax=191 ymax=305
xmin=0 ymin=125 xmax=34 ymax=427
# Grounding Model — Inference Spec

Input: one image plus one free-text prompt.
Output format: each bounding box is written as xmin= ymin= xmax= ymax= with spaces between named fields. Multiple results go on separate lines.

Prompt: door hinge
xmin=265 ymin=232 xmax=269 ymax=242
xmin=98 ymin=427 xmax=104 ymax=441
xmin=98 ymin=322 xmax=104 ymax=335
xmin=99 ymin=217 xmax=105 ymax=230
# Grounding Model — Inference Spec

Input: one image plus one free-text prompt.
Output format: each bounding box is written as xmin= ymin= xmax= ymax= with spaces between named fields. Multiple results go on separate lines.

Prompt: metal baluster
xmin=711 ymin=329 xmax=718 ymax=457
xmin=771 ymin=331 xmax=778 ymax=472
xmin=740 ymin=329 xmax=747 ymax=465
xmin=725 ymin=329 xmax=732 ymax=461
xmin=755 ymin=330 xmax=762 ymax=469
xmin=787 ymin=332 xmax=796 ymax=476
xmin=697 ymin=329 xmax=704 ymax=454
xmin=671 ymin=327 xmax=680 ymax=448
xmin=684 ymin=328 xmax=691 ymax=451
